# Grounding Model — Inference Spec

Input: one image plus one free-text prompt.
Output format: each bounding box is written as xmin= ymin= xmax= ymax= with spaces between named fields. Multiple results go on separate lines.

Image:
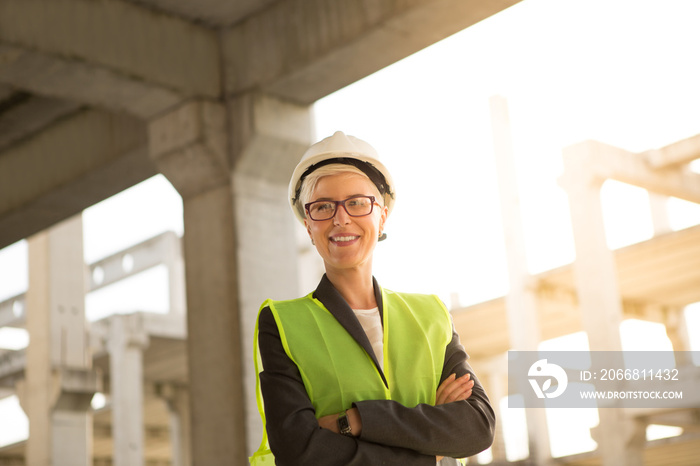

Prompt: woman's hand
xmin=317 ymin=413 xmax=338 ymax=432
xmin=435 ymin=373 xmax=474 ymax=463
xmin=317 ymin=374 xmax=473 ymax=463
xmin=436 ymin=373 xmax=474 ymax=405
xmin=318 ymin=407 xmax=363 ymax=437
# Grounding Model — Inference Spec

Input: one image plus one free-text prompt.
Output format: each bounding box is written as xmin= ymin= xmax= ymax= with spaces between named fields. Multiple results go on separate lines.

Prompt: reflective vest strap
xmin=250 ymin=299 xmax=274 ymax=465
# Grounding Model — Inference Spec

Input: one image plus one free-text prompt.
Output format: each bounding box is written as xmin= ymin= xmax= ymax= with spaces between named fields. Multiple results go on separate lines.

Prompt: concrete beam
xmin=149 ymin=100 xmax=229 ymax=198
xmin=0 ymin=44 xmax=184 ymax=119
xmin=87 ymin=232 xmax=180 ymax=292
xmin=0 ymin=293 xmax=25 ymax=328
xmin=0 ymin=0 xmax=220 ymax=98
xmin=562 ymin=140 xmax=700 ymax=204
xmin=0 ymin=109 xmax=156 ymax=250
xmin=140 ymin=313 xmax=186 ymax=340
xmin=89 ymin=312 xmax=185 ymax=360
xmin=87 ymin=231 xmax=187 ymax=316
xmin=0 ymin=83 xmax=14 ymax=101
xmin=0 ymin=92 xmax=81 ymax=152
xmin=92 ymin=421 xmax=173 ymax=441
xmin=119 ymin=0 xmax=277 ymax=27
xmin=644 ymin=132 xmax=700 ymax=169
xmin=222 ymin=0 xmax=522 ymax=103
xmin=229 ymin=93 xmax=311 ymax=182
xmin=627 ymin=408 xmax=700 ymax=428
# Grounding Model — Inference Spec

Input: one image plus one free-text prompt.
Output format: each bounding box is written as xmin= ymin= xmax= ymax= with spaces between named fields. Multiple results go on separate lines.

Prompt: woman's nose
xmin=333 ymin=205 xmax=352 ymax=225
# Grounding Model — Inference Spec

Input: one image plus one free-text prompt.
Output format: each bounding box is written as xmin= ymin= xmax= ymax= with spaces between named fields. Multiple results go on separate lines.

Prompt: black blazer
xmin=257 ymin=275 xmax=495 ymax=465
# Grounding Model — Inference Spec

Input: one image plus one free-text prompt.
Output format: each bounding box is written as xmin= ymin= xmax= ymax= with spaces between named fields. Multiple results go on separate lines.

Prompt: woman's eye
xmin=349 ymin=198 xmax=368 ymax=207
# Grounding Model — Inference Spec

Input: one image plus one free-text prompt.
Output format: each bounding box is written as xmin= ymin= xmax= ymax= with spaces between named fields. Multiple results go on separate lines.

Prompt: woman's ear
xmin=379 ymin=205 xmax=388 ymax=232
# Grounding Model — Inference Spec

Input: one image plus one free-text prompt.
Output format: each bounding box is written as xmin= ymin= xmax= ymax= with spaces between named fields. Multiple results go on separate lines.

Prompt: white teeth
xmin=332 ymin=236 xmax=358 ymax=242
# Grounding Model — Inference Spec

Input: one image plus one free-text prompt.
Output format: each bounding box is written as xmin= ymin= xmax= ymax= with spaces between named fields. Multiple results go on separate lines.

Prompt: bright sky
xmin=1 ymin=0 xmax=700 ymax=459
xmin=314 ymin=0 xmax=700 ymax=304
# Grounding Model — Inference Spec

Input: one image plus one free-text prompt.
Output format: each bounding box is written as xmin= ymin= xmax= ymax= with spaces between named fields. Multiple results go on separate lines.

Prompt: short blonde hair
xmin=299 ymin=164 xmax=382 ymax=217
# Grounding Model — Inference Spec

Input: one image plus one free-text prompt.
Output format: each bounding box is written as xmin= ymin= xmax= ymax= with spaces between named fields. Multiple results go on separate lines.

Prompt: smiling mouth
xmin=330 ymin=235 xmax=360 ymax=243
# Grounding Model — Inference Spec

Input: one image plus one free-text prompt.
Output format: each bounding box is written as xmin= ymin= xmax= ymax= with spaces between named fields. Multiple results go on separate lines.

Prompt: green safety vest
xmin=250 ymin=288 xmax=453 ymax=465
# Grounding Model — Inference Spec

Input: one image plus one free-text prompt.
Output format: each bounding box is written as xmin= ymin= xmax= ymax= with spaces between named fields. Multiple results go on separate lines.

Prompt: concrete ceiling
xmin=0 ymin=0 xmax=522 ymax=249
xmin=126 ymin=0 xmax=279 ymax=27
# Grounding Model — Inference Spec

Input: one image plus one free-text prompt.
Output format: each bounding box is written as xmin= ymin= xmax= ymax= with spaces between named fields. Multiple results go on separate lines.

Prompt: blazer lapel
xmin=314 ymin=275 xmax=388 ymax=387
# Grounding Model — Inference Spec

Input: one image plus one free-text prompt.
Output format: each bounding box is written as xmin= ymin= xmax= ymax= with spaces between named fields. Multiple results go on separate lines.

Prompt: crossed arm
xmin=318 ymin=373 xmax=475 ymax=463
xmin=257 ymin=306 xmax=495 ymax=465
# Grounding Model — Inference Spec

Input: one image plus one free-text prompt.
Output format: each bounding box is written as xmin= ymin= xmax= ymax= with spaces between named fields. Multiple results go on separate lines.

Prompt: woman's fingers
xmin=435 ymin=373 xmax=456 ymax=404
xmin=444 ymin=378 xmax=473 ymax=403
xmin=436 ymin=373 xmax=473 ymax=405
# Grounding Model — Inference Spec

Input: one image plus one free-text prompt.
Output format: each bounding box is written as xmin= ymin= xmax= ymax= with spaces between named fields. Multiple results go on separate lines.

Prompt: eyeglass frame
xmin=304 ymin=195 xmax=382 ymax=221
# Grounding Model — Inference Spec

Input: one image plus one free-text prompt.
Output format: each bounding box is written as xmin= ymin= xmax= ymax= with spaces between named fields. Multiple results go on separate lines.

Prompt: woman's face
xmin=304 ymin=172 xmax=387 ymax=276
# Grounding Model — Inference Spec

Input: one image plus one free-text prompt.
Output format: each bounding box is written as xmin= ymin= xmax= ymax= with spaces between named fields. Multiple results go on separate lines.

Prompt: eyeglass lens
xmin=307 ymin=196 xmax=374 ymax=220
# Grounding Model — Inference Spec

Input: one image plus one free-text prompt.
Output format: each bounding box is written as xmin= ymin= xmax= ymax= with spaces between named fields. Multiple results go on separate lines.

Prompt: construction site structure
xmin=0 ymin=1 xmax=699 ymax=465
xmin=1 ymin=103 xmax=699 ymax=465
xmin=0 ymin=2 xmax=523 ymax=464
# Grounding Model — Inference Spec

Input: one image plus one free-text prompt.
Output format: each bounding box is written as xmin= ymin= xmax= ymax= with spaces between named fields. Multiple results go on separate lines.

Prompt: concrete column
xmin=490 ymin=95 xmax=551 ymax=465
xmin=473 ymin=359 xmax=507 ymax=463
xmin=149 ymin=99 xmax=247 ymax=464
xmin=665 ymin=307 xmax=692 ymax=367
xmin=164 ymin=232 xmax=187 ymax=316
xmin=227 ymin=92 xmax=313 ymax=455
xmin=149 ymin=95 xmax=313 ymax=462
xmin=109 ymin=314 xmax=149 ymax=466
xmin=18 ymin=214 xmax=99 ymax=466
xmin=561 ymin=143 xmax=625 ymax=352
xmin=561 ymin=142 xmax=644 ymax=466
xmin=156 ymin=383 xmax=192 ymax=466
xmin=648 ymin=193 xmax=672 ymax=236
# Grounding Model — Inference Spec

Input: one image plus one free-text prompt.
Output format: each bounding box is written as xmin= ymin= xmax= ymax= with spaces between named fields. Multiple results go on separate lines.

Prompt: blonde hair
xmin=299 ymin=164 xmax=382 ymax=217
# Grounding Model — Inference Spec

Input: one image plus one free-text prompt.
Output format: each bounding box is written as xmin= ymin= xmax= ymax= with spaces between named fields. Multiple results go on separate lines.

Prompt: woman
xmin=251 ymin=132 xmax=495 ymax=465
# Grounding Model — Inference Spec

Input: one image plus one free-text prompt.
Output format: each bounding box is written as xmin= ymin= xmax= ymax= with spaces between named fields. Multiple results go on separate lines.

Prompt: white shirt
xmin=352 ymin=307 xmax=384 ymax=370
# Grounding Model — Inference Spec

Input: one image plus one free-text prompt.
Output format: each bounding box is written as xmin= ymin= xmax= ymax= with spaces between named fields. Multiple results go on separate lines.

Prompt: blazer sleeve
xmin=257 ymin=306 xmax=437 ymax=466
xmin=355 ymin=317 xmax=496 ymax=459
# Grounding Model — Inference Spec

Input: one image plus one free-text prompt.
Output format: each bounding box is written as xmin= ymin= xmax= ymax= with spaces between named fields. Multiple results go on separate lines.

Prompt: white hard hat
xmin=288 ymin=131 xmax=396 ymax=224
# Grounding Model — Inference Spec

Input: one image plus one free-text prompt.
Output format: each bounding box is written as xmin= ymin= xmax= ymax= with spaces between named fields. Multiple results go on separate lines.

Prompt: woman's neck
xmin=325 ymin=267 xmax=377 ymax=310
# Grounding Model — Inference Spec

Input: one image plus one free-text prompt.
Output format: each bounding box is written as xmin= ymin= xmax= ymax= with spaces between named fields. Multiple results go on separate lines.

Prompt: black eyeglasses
xmin=305 ymin=195 xmax=380 ymax=221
